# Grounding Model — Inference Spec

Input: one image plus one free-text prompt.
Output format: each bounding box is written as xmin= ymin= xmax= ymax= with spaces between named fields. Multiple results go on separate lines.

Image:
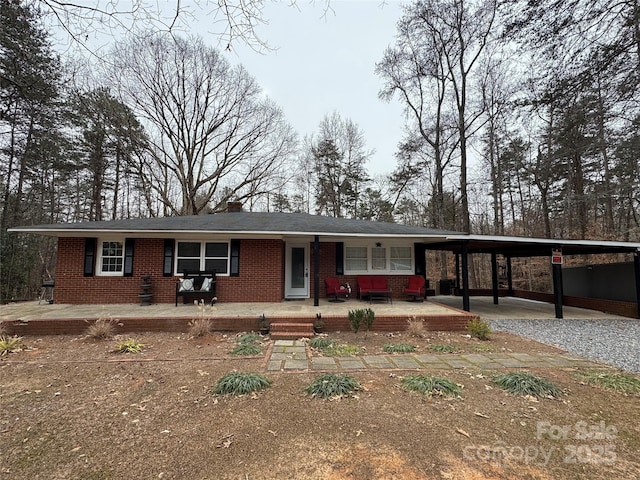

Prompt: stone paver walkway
xmin=266 ymin=340 xmax=601 ymax=372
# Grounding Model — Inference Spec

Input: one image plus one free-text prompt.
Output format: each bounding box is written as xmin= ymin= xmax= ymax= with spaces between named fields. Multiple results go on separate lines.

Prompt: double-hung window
xmin=99 ymin=240 xmax=124 ymax=275
xmin=344 ymin=243 xmax=413 ymax=274
xmin=176 ymin=241 xmax=229 ymax=274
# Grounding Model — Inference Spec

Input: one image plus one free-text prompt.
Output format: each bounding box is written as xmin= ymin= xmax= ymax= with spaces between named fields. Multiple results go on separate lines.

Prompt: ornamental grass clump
xmin=430 ymin=344 xmax=457 ymax=353
xmin=188 ymin=318 xmax=212 ymax=338
xmin=494 ymin=372 xmax=562 ymax=398
xmin=237 ymin=332 xmax=261 ymax=344
xmin=115 ymin=338 xmax=145 ymax=354
xmin=86 ymin=318 xmax=118 ymax=339
xmin=231 ymin=342 xmax=262 ymax=356
xmin=406 ymin=317 xmax=427 ymax=338
xmin=0 ymin=335 xmax=23 ymax=356
xmin=212 ymin=372 xmax=272 ymax=396
xmin=305 ymin=373 xmax=361 ymax=399
xmin=231 ymin=332 xmax=263 ymax=355
xmin=309 ymin=337 xmax=335 ymax=349
xmin=577 ymin=371 xmax=640 ymax=395
xmin=401 ymin=375 xmax=461 ymax=397
xmin=383 ymin=343 xmax=416 ymax=354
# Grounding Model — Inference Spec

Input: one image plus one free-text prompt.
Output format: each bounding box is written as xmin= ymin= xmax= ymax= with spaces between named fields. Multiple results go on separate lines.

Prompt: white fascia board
xmin=445 ymin=234 xmax=640 ymax=249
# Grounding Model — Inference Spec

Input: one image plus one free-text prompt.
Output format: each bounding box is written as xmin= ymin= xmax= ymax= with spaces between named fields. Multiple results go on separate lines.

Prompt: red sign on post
xmin=551 ymin=248 xmax=563 ymax=265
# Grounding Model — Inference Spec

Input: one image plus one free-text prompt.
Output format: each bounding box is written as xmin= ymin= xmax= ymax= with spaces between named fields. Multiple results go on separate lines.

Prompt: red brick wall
xmin=55 ymin=238 xmax=284 ymax=304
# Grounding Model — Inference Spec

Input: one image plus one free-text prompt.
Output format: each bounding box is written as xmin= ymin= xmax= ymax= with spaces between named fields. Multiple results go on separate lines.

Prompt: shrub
xmin=383 ymin=343 xmax=416 ymax=353
xmin=115 ymin=338 xmax=144 ymax=354
xmin=494 ymin=372 xmax=562 ymax=398
xmin=0 ymin=335 xmax=23 ymax=356
xmin=309 ymin=337 xmax=335 ymax=349
xmin=577 ymin=371 xmax=640 ymax=395
xmin=212 ymin=372 xmax=272 ymax=395
xmin=348 ymin=309 xmax=363 ymax=333
xmin=188 ymin=318 xmax=212 ymax=337
xmin=467 ymin=319 xmax=491 ymax=340
xmin=348 ymin=308 xmax=375 ymax=337
xmin=406 ymin=317 xmax=427 ymax=338
xmin=401 ymin=375 xmax=461 ymax=397
xmin=323 ymin=343 xmax=363 ymax=356
xmin=430 ymin=344 xmax=457 ymax=353
xmin=231 ymin=343 xmax=262 ymax=356
xmin=305 ymin=374 xmax=361 ymax=399
xmin=86 ymin=318 xmax=118 ymax=339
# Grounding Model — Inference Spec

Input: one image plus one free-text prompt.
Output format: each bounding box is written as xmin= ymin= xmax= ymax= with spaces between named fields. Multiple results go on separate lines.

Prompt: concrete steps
xmin=269 ymin=322 xmax=315 ymax=340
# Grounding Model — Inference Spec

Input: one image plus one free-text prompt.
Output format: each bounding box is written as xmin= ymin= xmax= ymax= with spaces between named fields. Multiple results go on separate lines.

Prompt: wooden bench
xmin=175 ymin=270 xmax=217 ymax=306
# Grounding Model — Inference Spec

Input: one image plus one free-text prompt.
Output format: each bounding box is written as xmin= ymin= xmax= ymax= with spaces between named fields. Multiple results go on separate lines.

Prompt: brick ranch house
xmin=10 ymin=209 xmax=460 ymax=305
xmin=10 ymin=208 xmax=640 ymax=318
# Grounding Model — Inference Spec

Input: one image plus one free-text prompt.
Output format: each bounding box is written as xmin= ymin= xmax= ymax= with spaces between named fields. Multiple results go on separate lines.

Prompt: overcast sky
xmin=219 ymin=1 xmax=407 ymax=176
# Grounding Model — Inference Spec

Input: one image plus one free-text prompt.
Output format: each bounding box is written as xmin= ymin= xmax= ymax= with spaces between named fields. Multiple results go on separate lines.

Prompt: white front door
xmin=285 ymin=243 xmax=309 ymax=298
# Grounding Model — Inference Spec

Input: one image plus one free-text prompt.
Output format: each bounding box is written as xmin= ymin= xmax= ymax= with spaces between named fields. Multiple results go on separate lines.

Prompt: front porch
xmin=1 ymin=297 xmax=475 ymax=336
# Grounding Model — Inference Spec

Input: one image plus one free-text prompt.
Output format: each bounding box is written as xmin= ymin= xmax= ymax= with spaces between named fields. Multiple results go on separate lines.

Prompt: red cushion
xmin=371 ymin=276 xmax=388 ymax=290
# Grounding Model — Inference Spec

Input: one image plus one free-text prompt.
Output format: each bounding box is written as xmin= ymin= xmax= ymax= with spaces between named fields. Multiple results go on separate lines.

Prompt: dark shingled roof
xmin=10 ymin=212 xmax=460 ymax=238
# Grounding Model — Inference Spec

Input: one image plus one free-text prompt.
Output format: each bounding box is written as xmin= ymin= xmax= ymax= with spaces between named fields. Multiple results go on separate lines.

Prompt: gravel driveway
xmin=490 ymin=318 xmax=640 ymax=374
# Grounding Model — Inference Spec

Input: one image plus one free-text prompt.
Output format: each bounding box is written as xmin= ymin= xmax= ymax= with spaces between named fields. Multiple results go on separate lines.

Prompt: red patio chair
xmin=404 ymin=276 xmax=426 ymax=302
xmin=325 ymin=277 xmax=349 ymax=302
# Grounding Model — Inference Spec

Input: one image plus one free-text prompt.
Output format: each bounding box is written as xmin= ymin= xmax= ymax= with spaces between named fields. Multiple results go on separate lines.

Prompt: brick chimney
xmin=227 ymin=201 xmax=243 ymax=213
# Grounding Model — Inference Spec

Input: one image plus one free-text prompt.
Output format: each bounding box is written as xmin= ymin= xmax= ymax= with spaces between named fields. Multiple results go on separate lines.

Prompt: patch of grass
xmin=494 ymin=372 xmax=562 ymax=398
xmin=305 ymin=373 xmax=361 ymax=399
xmin=237 ymin=332 xmax=261 ymax=344
xmin=309 ymin=337 xmax=335 ymax=349
xmin=188 ymin=318 xmax=212 ymax=337
xmin=0 ymin=335 xmax=23 ymax=355
xmin=115 ymin=338 xmax=144 ymax=354
xmin=467 ymin=319 xmax=491 ymax=340
xmin=430 ymin=344 xmax=457 ymax=353
xmin=323 ymin=343 xmax=363 ymax=356
xmin=231 ymin=343 xmax=262 ymax=356
xmin=576 ymin=371 xmax=640 ymax=395
xmin=406 ymin=317 xmax=427 ymax=338
xmin=401 ymin=375 xmax=461 ymax=397
xmin=383 ymin=343 xmax=416 ymax=353
xmin=86 ymin=318 xmax=118 ymax=339
xmin=212 ymin=372 xmax=272 ymax=395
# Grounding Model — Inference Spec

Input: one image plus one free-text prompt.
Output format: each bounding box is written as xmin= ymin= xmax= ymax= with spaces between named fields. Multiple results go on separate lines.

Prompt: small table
xmin=368 ymin=290 xmax=392 ymax=304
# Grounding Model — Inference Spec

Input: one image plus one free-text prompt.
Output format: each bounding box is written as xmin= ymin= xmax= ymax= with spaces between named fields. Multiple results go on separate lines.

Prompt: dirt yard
xmin=1 ymin=329 xmax=638 ymax=479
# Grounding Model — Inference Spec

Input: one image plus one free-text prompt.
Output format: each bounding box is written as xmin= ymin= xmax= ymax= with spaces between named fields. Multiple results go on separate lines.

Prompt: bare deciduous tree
xmin=111 ymin=33 xmax=296 ymax=215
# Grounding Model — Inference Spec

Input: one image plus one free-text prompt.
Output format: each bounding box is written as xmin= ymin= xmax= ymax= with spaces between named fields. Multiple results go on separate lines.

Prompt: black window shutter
xmin=414 ymin=243 xmax=426 ymax=276
xmin=123 ymin=238 xmax=135 ymax=277
xmin=163 ymin=239 xmax=175 ymax=277
xmin=335 ymin=242 xmax=344 ymax=276
xmin=230 ymin=239 xmax=240 ymax=277
xmin=84 ymin=238 xmax=97 ymax=277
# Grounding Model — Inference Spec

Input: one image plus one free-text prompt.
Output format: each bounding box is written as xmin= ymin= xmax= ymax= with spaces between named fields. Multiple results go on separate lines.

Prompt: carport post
xmin=506 ymin=256 xmax=514 ymax=296
xmin=551 ymin=247 xmax=563 ymax=319
xmin=491 ymin=252 xmax=499 ymax=305
xmin=634 ymin=250 xmax=640 ymax=318
xmin=461 ymin=241 xmax=470 ymax=312
xmin=313 ymin=235 xmax=320 ymax=307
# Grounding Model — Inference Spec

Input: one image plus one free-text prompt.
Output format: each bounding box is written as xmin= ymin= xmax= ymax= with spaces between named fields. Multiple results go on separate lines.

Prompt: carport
xmin=425 ymin=235 xmax=640 ymax=319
